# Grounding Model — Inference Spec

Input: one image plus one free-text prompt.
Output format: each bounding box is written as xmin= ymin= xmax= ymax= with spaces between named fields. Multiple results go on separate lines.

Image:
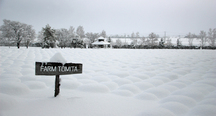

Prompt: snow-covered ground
xmin=0 ymin=47 xmax=216 ymax=116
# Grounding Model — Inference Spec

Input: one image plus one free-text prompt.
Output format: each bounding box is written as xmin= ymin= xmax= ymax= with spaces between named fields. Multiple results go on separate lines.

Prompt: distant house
xmin=92 ymin=36 xmax=110 ymax=48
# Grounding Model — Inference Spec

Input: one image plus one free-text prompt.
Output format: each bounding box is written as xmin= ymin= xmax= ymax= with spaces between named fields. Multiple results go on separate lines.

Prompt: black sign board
xmin=35 ymin=62 xmax=82 ymax=75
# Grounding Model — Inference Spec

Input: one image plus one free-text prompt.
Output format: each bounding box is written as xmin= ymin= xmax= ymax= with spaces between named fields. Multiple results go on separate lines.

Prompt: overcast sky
xmin=0 ymin=0 xmax=216 ymax=37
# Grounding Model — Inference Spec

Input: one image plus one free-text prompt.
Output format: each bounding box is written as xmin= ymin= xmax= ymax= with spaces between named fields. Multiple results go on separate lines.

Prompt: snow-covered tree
xmin=107 ymin=37 xmax=111 ymax=43
xmin=68 ymin=26 xmax=76 ymax=41
xmin=166 ymin=38 xmax=172 ymax=47
xmin=186 ymin=32 xmax=193 ymax=47
xmin=115 ymin=39 xmax=122 ymax=48
xmin=22 ymin=25 xmax=36 ymax=48
xmin=159 ymin=38 xmax=165 ymax=47
xmin=0 ymin=19 xmax=35 ymax=48
xmin=76 ymin=26 xmax=85 ymax=39
xmin=37 ymin=30 xmax=44 ymax=43
xmin=130 ymin=39 xmax=137 ymax=48
xmin=55 ymin=28 xmax=69 ymax=48
xmin=198 ymin=30 xmax=207 ymax=49
xmin=131 ymin=32 xmax=135 ymax=38
xmin=100 ymin=30 xmax=106 ymax=38
xmin=148 ymin=32 xmax=158 ymax=46
xmin=177 ymin=38 xmax=182 ymax=47
xmin=86 ymin=32 xmax=99 ymax=43
xmin=136 ymin=32 xmax=139 ymax=38
xmin=83 ymin=38 xmax=91 ymax=46
xmin=208 ymin=28 xmax=216 ymax=47
xmin=42 ymin=24 xmax=56 ymax=48
xmin=139 ymin=36 xmax=147 ymax=46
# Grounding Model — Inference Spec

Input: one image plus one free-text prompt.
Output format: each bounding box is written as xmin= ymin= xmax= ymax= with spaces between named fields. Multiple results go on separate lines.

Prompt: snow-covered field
xmin=0 ymin=47 xmax=216 ymax=116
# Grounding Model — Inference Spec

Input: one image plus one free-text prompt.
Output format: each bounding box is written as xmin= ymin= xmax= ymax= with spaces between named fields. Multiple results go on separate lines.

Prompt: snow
xmin=50 ymin=52 xmax=67 ymax=64
xmin=0 ymin=47 xmax=216 ymax=116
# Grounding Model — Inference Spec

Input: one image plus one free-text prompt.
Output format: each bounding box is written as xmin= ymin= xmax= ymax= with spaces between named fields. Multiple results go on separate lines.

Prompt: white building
xmin=92 ymin=36 xmax=110 ymax=48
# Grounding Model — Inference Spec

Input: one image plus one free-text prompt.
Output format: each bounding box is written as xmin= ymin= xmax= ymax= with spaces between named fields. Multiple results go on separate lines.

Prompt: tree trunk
xmin=17 ymin=42 xmax=20 ymax=49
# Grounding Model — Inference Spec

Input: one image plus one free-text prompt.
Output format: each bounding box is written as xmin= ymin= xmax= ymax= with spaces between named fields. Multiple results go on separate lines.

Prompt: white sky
xmin=0 ymin=0 xmax=216 ymax=37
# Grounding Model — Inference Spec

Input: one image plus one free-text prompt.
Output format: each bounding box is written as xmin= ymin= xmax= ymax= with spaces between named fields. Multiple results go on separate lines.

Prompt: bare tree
xmin=208 ymin=28 xmax=216 ymax=47
xmin=185 ymin=32 xmax=197 ymax=47
xmin=198 ymin=30 xmax=207 ymax=49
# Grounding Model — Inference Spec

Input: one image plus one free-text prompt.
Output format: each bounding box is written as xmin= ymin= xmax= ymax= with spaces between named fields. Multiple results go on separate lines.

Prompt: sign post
xmin=35 ymin=62 xmax=82 ymax=97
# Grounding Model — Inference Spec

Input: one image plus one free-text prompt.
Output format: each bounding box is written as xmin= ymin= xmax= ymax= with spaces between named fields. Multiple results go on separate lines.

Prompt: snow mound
xmin=125 ymin=76 xmax=142 ymax=82
xmin=91 ymin=76 xmax=111 ymax=82
xmin=172 ymin=88 xmax=204 ymax=101
xmin=23 ymin=81 xmax=47 ymax=89
xmin=61 ymin=80 xmax=82 ymax=89
xmin=78 ymin=79 xmax=98 ymax=84
xmin=101 ymin=81 xmax=119 ymax=90
xmin=132 ymin=74 xmax=150 ymax=80
xmin=159 ymin=72 xmax=179 ymax=81
xmin=135 ymin=92 xmax=159 ymax=100
xmin=158 ymin=85 xmax=179 ymax=93
xmin=112 ymin=90 xmax=134 ymax=97
xmin=75 ymin=74 xmax=91 ymax=79
xmin=160 ymin=102 xmax=189 ymax=115
xmin=0 ymin=82 xmax=30 ymax=95
xmin=166 ymin=81 xmax=187 ymax=89
xmin=138 ymin=107 xmax=175 ymax=116
xmin=144 ymin=79 xmax=164 ymax=87
xmin=186 ymin=105 xmax=216 ymax=116
xmin=0 ymin=78 xmax=21 ymax=83
xmin=118 ymin=84 xmax=141 ymax=94
xmin=78 ymin=84 xmax=110 ymax=93
xmin=160 ymin=95 xmax=197 ymax=108
xmin=112 ymin=78 xmax=133 ymax=86
xmin=1 ymin=71 xmax=23 ymax=77
xmin=134 ymin=82 xmax=154 ymax=90
xmin=151 ymin=76 xmax=171 ymax=83
xmin=0 ymin=93 xmax=18 ymax=110
xmin=19 ymin=75 xmax=37 ymax=82
xmin=109 ymin=71 xmax=130 ymax=78
xmin=198 ymin=98 xmax=216 ymax=106
xmin=50 ymin=52 xmax=67 ymax=64
xmin=146 ymin=88 xmax=171 ymax=98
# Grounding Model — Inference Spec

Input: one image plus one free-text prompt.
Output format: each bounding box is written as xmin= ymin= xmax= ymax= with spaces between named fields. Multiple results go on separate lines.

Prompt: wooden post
xmin=54 ymin=75 xmax=60 ymax=97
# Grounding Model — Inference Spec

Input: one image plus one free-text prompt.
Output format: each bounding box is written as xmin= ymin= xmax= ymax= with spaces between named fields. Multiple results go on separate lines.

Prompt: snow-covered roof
xmin=98 ymin=36 xmax=105 ymax=39
xmin=92 ymin=36 xmax=110 ymax=45
xmin=92 ymin=41 xmax=110 ymax=45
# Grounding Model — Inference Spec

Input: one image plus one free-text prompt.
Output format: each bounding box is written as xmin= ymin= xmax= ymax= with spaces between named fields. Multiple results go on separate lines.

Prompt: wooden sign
xmin=35 ymin=62 xmax=83 ymax=97
xmin=35 ymin=62 xmax=82 ymax=75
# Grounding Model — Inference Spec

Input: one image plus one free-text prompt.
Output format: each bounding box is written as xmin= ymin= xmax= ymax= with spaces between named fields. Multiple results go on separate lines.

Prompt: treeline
xmin=112 ymin=30 xmax=216 ymax=49
xmin=0 ymin=19 xmax=215 ymax=49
